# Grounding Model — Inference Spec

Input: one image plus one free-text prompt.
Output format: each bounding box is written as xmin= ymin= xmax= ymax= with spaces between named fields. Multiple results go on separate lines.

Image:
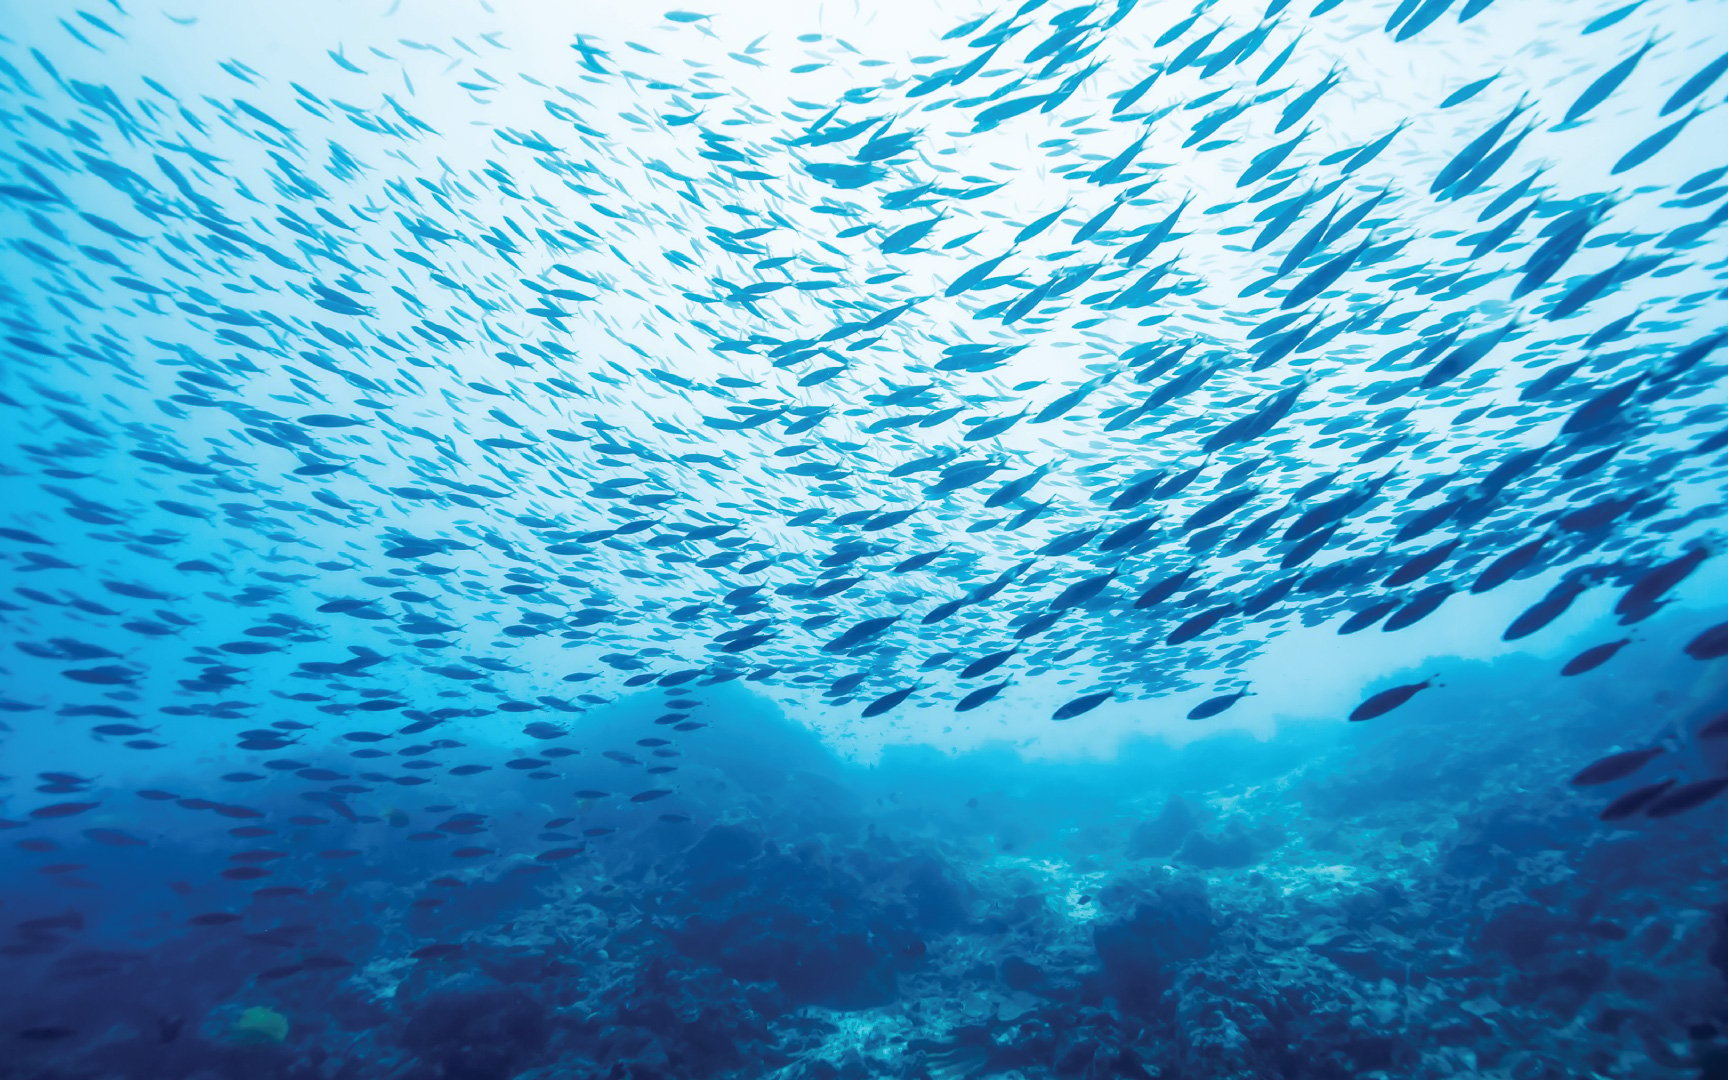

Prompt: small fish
xmin=16 ymin=1026 xmax=77 ymax=1041
xmin=1053 ymin=690 xmax=1113 ymax=720
xmin=1187 ymin=686 xmax=1253 ymax=720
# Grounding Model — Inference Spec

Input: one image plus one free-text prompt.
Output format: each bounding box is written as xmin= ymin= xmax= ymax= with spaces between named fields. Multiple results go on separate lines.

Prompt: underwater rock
xmin=999 ymin=954 xmax=1046 ymax=994
xmin=1175 ymin=821 xmax=1268 ymax=869
xmin=1710 ymin=907 xmax=1728 ymax=992
xmin=1309 ymin=934 xmax=1409 ymax=983
xmin=1476 ymin=901 xmax=1567 ymax=965
xmin=399 ymin=981 xmax=550 ymax=1080
xmin=682 ymin=823 xmax=765 ymax=898
xmin=904 ymin=855 xmax=971 ymax=932
xmin=581 ymin=953 xmax=778 ymax=1077
xmin=1171 ymin=959 xmax=1406 ymax=1080
xmin=665 ymin=827 xmax=953 ymax=1009
xmin=676 ymin=910 xmax=899 ymax=1009
xmin=1127 ymin=795 xmax=1198 ymax=858
xmin=784 ymin=1053 xmax=873 ymax=1080
xmin=1092 ymin=875 xmax=1217 ymax=1011
xmin=1512 ymin=952 xmax=1611 ymax=1015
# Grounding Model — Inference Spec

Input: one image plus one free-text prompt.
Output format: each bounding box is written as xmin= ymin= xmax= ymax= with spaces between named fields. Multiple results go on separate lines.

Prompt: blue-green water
xmin=2 ymin=0 xmax=1727 ymax=1077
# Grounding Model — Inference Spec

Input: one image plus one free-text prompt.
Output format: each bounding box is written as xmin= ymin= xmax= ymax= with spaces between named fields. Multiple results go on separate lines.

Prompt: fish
xmin=1559 ymin=640 xmax=1631 ymax=676
xmin=1349 ymin=680 xmax=1435 ymax=722
xmin=1186 ymin=687 xmax=1252 ymax=720
xmin=1562 ymin=35 xmax=1661 ymax=125
xmin=1685 ymin=622 xmax=1728 ymax=661
xmin=0 ymin=0 xmax=1716 ymax=1040
xmin=1643 ymin=777 xmax=1728 ymax=818
xmin=1503 ymin=579 xmax=1589 ymax=641
xmin=1661 ymin=48 xmax=1728 ymax=115
xmin=1570 ymin=747 xmax=1666 ymax=786
xmin=1053 ymin=690 xmax=1114 ymax=720
xmin=1599 ymin=779 xmax=1677 ymax=821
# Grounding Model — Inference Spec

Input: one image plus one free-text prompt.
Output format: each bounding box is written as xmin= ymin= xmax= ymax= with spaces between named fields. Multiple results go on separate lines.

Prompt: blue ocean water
xmin=2 ymin=0 xmax=1727 ymax=1076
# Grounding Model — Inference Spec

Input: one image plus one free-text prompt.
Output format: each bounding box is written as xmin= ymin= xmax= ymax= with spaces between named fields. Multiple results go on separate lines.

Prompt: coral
xmin=227 ymin=1005 xmax=290 ymax=1045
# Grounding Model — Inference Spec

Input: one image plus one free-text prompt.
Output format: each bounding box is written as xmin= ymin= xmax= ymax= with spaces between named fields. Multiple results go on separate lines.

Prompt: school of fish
xmin=2 ymin=0 xmax=1728 ymax=953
